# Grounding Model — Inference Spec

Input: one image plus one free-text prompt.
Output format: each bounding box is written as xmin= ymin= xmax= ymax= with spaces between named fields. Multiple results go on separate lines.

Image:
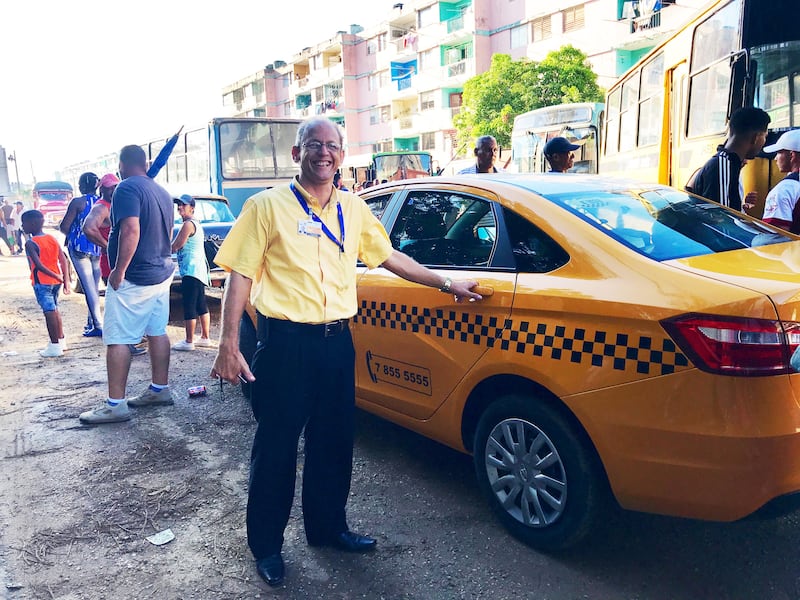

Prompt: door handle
xmin=473 ymin=285 xmax=494 ymax=296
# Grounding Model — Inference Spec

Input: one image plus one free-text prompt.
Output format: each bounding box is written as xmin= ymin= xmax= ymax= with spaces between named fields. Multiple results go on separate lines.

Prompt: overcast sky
xmin=0 ymin=1 xmax=391 ymax=182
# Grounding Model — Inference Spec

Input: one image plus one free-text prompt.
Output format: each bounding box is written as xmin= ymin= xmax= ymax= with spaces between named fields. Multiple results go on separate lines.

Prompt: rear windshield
xmin=545 ymin=187 xmax=794 ymax=260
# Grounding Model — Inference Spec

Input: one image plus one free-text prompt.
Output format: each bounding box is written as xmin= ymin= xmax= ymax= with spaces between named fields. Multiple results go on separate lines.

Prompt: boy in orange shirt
xmin=21 ymin=210 xmax=71 ymax=357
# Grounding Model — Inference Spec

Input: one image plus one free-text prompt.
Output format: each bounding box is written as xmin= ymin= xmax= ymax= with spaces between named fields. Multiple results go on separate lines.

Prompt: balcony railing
xmin=630 ymin=10 xmax=661 ymax=33
xmin=446 ymin=60 xmax=467 ymax=78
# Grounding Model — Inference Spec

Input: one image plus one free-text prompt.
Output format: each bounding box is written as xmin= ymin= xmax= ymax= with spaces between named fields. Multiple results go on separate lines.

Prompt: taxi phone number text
xmin=366 ymin=351 xmax=432 ymax=396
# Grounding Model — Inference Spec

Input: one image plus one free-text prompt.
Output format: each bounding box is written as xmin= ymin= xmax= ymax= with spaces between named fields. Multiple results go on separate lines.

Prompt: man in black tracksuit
xmin=685 ymin=107 xmax=771 ymax=210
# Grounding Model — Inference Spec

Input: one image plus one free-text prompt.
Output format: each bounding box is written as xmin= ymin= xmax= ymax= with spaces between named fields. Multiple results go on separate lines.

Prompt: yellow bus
xmin=600 ymin=0 xmax=799 ymax=217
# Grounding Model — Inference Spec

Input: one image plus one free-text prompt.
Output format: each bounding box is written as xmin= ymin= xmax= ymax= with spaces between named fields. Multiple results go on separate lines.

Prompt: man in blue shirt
xmin=79 ymin=145 xmax=176 ymax=424
xmin=458 ymin=136 xmax=503 ymax=174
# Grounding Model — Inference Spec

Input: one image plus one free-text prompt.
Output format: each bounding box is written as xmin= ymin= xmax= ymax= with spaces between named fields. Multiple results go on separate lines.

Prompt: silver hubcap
xmin=484 ymin=418 xmax=567 ymax=527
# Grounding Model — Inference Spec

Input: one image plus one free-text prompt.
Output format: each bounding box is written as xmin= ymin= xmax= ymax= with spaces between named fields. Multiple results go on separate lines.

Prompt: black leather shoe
xmin=256 ymin=554 xmax=285 ymax=587
xmin=309 ymin=531 xmax=377 ymax=553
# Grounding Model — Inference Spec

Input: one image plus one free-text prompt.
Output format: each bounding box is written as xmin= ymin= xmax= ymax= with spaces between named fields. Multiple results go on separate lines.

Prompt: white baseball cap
xmin=763 ymin=129 xmax=800 ymax=153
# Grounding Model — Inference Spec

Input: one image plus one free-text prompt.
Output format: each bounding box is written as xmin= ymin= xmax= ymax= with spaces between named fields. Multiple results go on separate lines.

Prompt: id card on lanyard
xmin=291 ymin=182 xmax=345 ymax=253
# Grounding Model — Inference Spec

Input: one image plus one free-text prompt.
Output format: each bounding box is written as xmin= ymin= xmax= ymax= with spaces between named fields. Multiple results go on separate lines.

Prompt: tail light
xmin=661 ymin=314 xmax=800 ymax=376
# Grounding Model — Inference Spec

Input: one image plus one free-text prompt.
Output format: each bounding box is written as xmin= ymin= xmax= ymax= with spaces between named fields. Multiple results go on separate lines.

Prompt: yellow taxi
xmin=240 ymin=174 xmax=800 ymax=550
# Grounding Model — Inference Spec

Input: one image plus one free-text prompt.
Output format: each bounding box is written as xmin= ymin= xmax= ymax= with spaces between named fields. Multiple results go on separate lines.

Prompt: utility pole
xmin=7 ymin=152 xmax=21 ymax=196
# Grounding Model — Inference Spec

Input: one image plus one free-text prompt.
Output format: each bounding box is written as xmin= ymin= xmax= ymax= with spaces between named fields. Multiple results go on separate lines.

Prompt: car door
xmin=354 ymin=186 xmax=515 ymax=420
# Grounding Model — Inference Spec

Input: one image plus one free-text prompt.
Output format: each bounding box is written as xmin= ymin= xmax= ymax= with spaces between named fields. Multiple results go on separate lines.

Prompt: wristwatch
xmin=439 ymin=277 xmax=453 ymax=293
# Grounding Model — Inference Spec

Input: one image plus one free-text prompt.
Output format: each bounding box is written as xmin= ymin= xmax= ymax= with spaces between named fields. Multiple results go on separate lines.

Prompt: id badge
xmin=298 ymin=219 xmax=322 ymax=237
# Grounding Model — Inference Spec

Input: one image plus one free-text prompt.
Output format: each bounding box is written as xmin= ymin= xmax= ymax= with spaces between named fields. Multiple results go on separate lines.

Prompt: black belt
xmin=257 ymin=314 xmax=350 ymax=340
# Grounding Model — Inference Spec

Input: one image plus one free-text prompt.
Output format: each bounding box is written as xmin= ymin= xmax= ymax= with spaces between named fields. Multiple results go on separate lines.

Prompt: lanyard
xmin=290 ymin=182 xmax=345 ymax=253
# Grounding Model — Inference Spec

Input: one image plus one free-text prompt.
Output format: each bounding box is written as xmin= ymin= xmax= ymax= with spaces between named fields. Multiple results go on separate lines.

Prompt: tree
xmin=453 ymin=46 xmax=604 ymax=150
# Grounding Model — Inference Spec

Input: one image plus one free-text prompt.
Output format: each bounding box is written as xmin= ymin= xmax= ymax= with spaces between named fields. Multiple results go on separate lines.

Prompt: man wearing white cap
xmin=761 ymin=130 xmax=800 ymax=233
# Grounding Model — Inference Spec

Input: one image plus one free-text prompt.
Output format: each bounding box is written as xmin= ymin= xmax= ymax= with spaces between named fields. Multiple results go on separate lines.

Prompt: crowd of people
xmin=4 ymin=110 xmax=799 ymax=589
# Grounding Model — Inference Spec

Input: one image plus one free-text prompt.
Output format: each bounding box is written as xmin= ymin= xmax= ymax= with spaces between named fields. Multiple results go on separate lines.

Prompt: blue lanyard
xmin=290 ymin=182 xmax=345 ymax=253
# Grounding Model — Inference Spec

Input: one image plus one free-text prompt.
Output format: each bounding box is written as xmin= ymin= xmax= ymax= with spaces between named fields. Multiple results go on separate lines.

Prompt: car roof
xmin=368 ymin=173 xmax=665 ymax=197
xmin=183 ymin=194 xmax=230 ymax=205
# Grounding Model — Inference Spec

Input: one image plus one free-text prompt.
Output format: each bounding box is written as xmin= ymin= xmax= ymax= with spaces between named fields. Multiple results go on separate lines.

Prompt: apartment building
xmin=221 ymin=0 xmax=706 ymax=167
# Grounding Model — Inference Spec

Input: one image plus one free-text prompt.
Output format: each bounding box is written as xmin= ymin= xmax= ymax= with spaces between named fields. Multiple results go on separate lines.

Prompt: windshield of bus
xmin=512 ymin=126 xmax=598 ymax=174
xmin=373 ymin=153 xmax=432 ymax=181
xmin=219 ymin=121 xmax=298 ymax=179
xmin=751 ymin=41 xmax=800 ymax=129
xmin=543 ymin=186 xmax=793 ymax=261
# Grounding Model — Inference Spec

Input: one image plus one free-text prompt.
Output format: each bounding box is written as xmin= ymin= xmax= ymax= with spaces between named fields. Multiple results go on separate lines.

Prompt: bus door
xmin=668 ymin=61 xmax=688 ymax=188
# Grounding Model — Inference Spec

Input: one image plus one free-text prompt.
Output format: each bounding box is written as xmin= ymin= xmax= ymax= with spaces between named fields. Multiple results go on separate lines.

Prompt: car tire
xmin=473 ymin=394 xmax=607 ymax=551
xmin=238 ymin=314 xmax=258 ymax=400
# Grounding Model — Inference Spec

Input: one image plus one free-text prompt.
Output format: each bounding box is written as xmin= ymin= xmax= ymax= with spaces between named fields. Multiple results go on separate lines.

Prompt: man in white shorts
xmin=79 ymin=145 xmax=176 ymax=424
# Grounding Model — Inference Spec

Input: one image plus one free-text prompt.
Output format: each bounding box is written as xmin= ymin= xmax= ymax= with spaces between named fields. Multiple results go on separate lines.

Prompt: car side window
xmin=391 ymin=191 xmax=496 ymax=267
xmin=502 ymin=207 xmax=569 ymax=273
xmin=365 ymin=193 xmax=393 ymax=220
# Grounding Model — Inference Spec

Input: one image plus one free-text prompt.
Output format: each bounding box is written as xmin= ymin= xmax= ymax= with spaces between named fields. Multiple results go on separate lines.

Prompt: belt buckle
xmin=324 ymin=320 xmax=342 ymax=337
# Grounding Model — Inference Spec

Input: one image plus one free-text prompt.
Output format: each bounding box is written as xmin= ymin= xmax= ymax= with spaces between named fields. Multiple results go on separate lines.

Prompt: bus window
xmin=795 ymin=75 xmax=800 ymax=126
xmin=751 ymin=43 xmax=800 ymax=128
xmin=605 ymin=89 xmax=621 ymax=155
xmin=186 ymin=128 xmax=209 ymax=188
xmin=687 ymin=0 xmax=741 ymax=138
xmin=690 ymin=0 xmax=740 ymax=70
xmin=638 ymin=54 xmax=665 ymax=147
xmin=620 ymin=75 xmax=640 ymax=152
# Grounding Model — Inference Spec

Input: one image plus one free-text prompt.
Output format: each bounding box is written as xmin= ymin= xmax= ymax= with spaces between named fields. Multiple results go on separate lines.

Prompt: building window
xmin=374 ymin=140 xmax=393 ymax=153
xmin=510 ymin=24 xmax=528 ymax=49
xmin=531 ymin=15 xmax=552 ymax=42
xmin=421 ymin=132 xmax=436 ymax=150
xmin=284 ymin=102 xmax=293 ymax=116
xmin=563 ymin=5 xmax=585 ymax=33
xmin=378 ymin=32 xmax=388 ymax=51
xmin=367 ymin=38 xmax=378 ymax=54
xmin=418 ymin=5 xmax=436 ymax=28
xmin=419 ymin=47 xmax=438 ymax=72
xmin=379 ymin=70 xmax=392 ymax=88
xmin=420 ymin=91 xmax=436 ymax=111
xmin=370 ymin=106 xmax=392 ymax=125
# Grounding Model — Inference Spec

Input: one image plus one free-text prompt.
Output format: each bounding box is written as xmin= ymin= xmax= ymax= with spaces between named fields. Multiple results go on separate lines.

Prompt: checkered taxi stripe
xmin=356 ymin=301 xmax=691 ymax=376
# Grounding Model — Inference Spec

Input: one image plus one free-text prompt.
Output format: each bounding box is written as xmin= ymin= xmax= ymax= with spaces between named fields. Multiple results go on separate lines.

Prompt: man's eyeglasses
xmin=303 ymin=141 xmax=342 ymax=152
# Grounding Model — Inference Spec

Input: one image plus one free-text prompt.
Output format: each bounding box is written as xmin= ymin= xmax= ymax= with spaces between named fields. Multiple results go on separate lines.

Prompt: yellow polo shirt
xmin=214 ymin=179 xmax=393 ymax=324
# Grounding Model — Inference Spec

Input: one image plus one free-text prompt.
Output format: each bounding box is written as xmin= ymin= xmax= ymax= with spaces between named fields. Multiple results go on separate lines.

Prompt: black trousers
xmin=247 ymin=317 xmax=355 ymax=558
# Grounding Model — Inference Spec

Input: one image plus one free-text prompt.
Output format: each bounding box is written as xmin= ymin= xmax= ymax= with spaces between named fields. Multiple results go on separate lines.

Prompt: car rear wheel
xmin=474 ymin=395 xmax=607 ymax=551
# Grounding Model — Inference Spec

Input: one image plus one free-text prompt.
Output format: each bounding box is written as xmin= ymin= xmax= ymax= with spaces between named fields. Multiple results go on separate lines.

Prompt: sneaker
xmin=194 ymin=338 xmax=215 ymax=348
xmin=128 ymin=386 xmax=175 ymax=407
xmin=128 ymin=344 xmax=147 ymax=356
xmin=59 ymin=338 xmax=67 ymax=351
xmin=40 ymin=343 xmax=63 ymax=358
xmin=172 ymin=339 xmax=195 ymax=351
xmin=83 ymin=327 xmax=103 ymax=338
xmin=79 ymin=401 xmax=131 ymax=424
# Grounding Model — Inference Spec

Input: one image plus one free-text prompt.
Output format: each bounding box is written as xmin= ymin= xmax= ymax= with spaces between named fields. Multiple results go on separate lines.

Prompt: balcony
xmin=630 ymin=9 xmax=661 ymax=33
xmin=446 ymin=60 xmax=467 ymax=78
xmin=391 ymin=112 xmax=419 ymax=138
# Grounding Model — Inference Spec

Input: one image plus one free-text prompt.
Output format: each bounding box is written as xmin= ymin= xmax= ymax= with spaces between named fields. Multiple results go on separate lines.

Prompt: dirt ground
xmin=0 ymin=249 xmax=460 ymax=600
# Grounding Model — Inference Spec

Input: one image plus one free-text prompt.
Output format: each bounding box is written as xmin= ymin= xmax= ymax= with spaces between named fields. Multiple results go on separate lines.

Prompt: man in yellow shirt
xmin=211 ymin=116 xmax=481 ymax=587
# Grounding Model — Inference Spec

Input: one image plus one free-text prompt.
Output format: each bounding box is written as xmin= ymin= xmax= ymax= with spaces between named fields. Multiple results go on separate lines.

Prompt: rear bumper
xmin=568 ymin=369 xmax=800 ymax=522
